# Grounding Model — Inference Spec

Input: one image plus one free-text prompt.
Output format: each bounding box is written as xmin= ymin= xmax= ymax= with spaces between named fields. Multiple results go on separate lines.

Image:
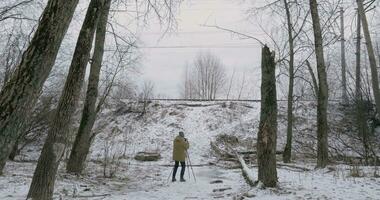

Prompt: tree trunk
xmin=357 ymin=0 xmax=380 ymax=113
xmin=66 ymin=0 xmax=111 ymax=174
xmin=340 ymin=7 xmax=348 ymax=105
xmin=309 ymin=0 xmax=329 ymax=168
xmin=282 ymin=0 xmax=294 ymax=164
xmin=355 ymin=10 xmax=361 ymax=100
xmin=8 ymin=139 xmax=19 ymax=161
xmin=355 ymin=10 xmax=370 ymax=165
xmin=0 ymin=0 xmax=79 ymax=174
xmin=306 ymin=60 xmax=319 ymax=97
xmin=257 ymin=45 xmax=278 ymax=187
xmin=27 ymin=0 xmax=105 ymax=199
xmin=226 ymin=68 xmax=235 ymax=100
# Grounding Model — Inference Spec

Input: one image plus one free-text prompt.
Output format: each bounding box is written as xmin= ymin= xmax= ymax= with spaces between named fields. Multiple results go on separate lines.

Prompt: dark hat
xmin=179 ymin=131 xmax=184 ymax=137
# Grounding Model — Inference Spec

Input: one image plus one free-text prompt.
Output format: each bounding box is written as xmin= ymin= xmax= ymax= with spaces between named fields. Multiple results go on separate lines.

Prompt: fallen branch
xmin=237 ymin=150 xmax=283 ymax=155
xmin=176 ymin=103 xmax=219 ymax=107
xmin=158 ymin=164 xmax=210 ymax=167
xmin=74 ymin=194 xmax=111 ymax=198
xmin=210 ymin=141 xmax=235 ymax=158
xmin=212 ymin=187 xmax=232 ymax=192
xmin=236 ymin=152 xmax=258 ymax=187
xmin=246 ymin=163 xmax=311 ymax=172
xmin=277 ymin=163 xmax=311 ymax=172
xmin=226 ymin=145 xmax=258 ymax=187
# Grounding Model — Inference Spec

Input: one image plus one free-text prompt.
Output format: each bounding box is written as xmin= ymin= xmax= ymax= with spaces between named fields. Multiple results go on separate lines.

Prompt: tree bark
xmin=355 ymin=9 xmax=370 ymax=165
xmin=66 ymin=0 xmax=111 ymax=174
xmin=355 ymin=10 xmax=361 ymax=101
xmin=357 ymin=0 xmax=380 ymax=113
xmin=309 ymin=0 xmax=329 ymax=168
xmin=8 ymin=139 xmax=19 ymax=161
xmin=27 ymin=0 xmax=105 ymax=199
xmin=257 ymin=45 xmax=278 ymax=187
xmin=0 ymin=0 xmax=79 ymax=174
xmin=306 ymin=60 xmax=319 ymax=97
xmin=282 ymin=0 xmax=295 ymax=164
xmin=340 ymin=7 xmax=348 ymax=105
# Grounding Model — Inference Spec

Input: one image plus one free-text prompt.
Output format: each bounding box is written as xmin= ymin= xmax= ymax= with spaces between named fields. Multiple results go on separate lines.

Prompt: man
xmin=172 ymin=131 xmax=189 ymax=182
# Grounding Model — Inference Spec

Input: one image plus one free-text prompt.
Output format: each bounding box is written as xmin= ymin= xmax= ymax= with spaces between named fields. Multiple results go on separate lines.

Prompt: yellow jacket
xmin=172 ymin=136 xmax=189 ymax=161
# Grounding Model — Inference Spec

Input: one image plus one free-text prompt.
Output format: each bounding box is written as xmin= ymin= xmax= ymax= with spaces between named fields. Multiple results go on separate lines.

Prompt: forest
xmin=0 ymin=0 xmax=379 ymax=199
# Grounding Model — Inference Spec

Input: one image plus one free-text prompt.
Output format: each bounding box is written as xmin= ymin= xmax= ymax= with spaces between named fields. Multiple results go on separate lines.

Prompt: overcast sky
xmin=132 ymin=0 xmax=269 ymax=98
xmin=103 ymin=0 xmax=380 ymax=100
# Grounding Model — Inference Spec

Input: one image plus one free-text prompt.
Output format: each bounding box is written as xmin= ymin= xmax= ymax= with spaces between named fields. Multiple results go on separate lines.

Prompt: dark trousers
xmin=172 ymin=161 xmax=186 ymax=179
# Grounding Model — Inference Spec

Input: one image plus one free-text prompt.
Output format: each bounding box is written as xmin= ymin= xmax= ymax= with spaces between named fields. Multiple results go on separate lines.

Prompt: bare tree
xmin=309 ymin=0 xmax=329 ymax=168
xmin=0 ymin=0 xmax=34 ymax=22
xmin=180 ymin=63 xmax=195 ymax=99
xmin=257 ymin=45 xmax=278 ymax=187
xmin=8 ymin=94 xmax=55 ymax=161
xmin=27 ymin=0 xmax=105 ymax=199
xmin=356 ymin=0 xmax=380 ymax=113
xmin=282 ymin=0 xmax=295 ymax=163
xmin=0 ymin=0 xmax=79 ymax=174
xmin=340 ymin=7 xmax=348 ymax=104
xmin=112 ymin=79 xmax=136 ymax=100
xmin=0 ymin=31 xmax=25 ymax=88
xmin=237 ymin=72 xmax=246 ymax=100
xmin=181 ymin=52 xmax=226 ymax=100
xmin=65 ymin=0 xmax=180 ymax=175
xmin=66 ymin=0 xmax=112 ymax=174
xmin=226 ymin=68 xmax=236 ymax=100
xmin=139 ymin=80 xmax=154 ymax=114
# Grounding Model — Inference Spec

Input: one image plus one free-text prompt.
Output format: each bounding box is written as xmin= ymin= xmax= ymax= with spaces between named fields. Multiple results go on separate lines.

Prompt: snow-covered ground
xmin=0 ymin=100 xmax=379 ymax=199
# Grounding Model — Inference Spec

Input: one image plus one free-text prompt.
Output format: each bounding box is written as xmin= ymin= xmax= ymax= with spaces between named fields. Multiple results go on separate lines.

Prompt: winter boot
xmin=180 ymin=178 xmax=186 ymax=182
xmin=172 ymin=178 xmax=176 ymax=182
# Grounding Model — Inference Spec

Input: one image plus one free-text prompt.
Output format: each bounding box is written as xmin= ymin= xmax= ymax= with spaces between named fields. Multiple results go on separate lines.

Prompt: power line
xmin=141 ymin=98 xmax=343 ymax=102
xmin=105 ymin=44 xmax=261 ymax=50
xmin=140 ymin=30 xmax=267 ymax=35
xmin=139 ymin=44 xmax=260 ymax=49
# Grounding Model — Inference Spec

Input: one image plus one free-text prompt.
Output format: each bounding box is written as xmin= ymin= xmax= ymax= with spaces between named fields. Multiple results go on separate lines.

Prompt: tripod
xmin=186 ymin=150 xmax=196 ymax=182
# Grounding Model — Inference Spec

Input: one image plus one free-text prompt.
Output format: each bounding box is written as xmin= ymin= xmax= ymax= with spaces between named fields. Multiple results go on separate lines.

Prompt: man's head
xmin=179 ymin=131 xmax=185 ymax=138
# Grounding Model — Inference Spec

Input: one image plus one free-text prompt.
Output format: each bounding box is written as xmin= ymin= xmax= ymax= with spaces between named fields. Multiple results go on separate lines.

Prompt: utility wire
xmin=105 ymin=44 xmax=261 ymax=50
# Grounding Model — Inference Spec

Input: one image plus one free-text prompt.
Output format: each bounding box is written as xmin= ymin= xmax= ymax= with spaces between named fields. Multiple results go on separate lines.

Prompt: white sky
xmin=132 ymin=0 xmax=268 ymax=98
xmin=58 ymin=0 xmax=372 ymax=100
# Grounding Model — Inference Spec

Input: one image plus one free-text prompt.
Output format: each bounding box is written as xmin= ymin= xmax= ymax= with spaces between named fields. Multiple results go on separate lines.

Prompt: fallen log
xmin=225 ymin=145 xmax=257 ymax=187
xmin=237 ymin=150 xmax=283 ymax=155
xmin=176 ymin=103 xmax=218 ymax=107
xmin=277 ymin=163 xmax=311 ymax=172
xmin=120 ymin=163 xmax=211 ymax=167
xmin=74 ymin=194 xmax=111 ymax=198
xmin=236 ymin=153 xmax=258 ymax=187
xmin=210 ymin=141 xmax=235 ymax=158
xmin=158 ymin=164 xmax=210 ymax=167
xmin=212 ymin=187 xmax=232 ymax=192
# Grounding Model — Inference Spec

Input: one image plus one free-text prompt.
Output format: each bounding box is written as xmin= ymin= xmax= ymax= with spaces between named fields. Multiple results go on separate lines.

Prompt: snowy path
xmin=1 ymin=161 xmax=379 ymax=200
xmin=117 ymin=164 xmax=247 ymax=200
xmin=0 ymin=162 xmax=247 ymax=200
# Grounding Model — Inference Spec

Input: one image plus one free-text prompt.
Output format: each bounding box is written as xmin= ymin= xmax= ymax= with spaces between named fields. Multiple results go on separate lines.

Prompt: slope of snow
xmin=90 ymin=101 xmax=260 ymax=165
xmin=0 ymin=100 xmax=379 ymax=200
xmin=248 ymin=165 xmax=380 ymax=200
